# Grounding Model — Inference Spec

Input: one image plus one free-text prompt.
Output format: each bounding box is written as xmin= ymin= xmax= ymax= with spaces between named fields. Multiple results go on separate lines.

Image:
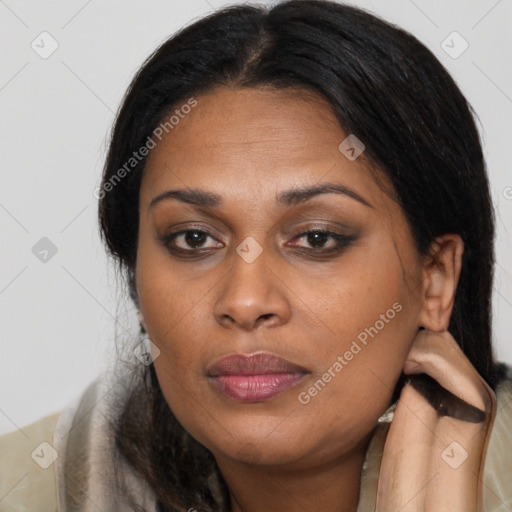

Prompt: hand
xmin=376 ymin=329 xmax=496 ymax=511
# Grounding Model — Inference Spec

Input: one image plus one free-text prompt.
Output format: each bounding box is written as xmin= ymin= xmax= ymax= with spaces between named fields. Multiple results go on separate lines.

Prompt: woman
xmin=1 ymin=1 xmax=511 ymax=510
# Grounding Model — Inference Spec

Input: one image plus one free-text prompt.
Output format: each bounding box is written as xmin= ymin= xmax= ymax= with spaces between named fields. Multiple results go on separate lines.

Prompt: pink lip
xmin=207 ymin=352 xmax=308 ymax=402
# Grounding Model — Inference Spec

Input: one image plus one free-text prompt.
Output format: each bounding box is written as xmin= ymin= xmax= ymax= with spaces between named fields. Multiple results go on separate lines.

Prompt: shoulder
xmin=0 ymin=375 xmax=104 ymax=512
xmin=0 ymin=371 xmax=155 ymax=512
xmin=51 ymin=368 xmax=157 ymax=511
xmin=0 ymin=410 xmax=61 ymax=512
xmin=484 ymin=364 xmax=512 ymax=510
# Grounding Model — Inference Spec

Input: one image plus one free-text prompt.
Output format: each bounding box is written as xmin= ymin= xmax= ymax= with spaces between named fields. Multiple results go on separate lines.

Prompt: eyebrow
xmin=148 ymin=182 xmax=374 ymax=211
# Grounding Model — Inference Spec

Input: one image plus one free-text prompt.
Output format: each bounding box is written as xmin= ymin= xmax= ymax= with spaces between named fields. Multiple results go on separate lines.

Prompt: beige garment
xmin=0 ymin=410 xmax=60 ymax=512
xmin=1 ymin=370 xmax=511 ymax=511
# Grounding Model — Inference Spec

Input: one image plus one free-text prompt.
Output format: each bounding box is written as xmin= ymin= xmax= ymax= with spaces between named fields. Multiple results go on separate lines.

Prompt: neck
xmin=214 ymin=438 xmax=370 ymax=512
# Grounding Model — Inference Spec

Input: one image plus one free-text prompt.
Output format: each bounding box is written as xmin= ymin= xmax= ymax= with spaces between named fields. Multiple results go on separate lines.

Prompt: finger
xmin=403 ymin=329 xmax=493 ymax=414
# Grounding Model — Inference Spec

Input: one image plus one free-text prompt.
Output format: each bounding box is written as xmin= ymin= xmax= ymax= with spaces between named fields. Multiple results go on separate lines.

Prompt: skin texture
xmin=135 ymin=86 xmax=464 ymax=512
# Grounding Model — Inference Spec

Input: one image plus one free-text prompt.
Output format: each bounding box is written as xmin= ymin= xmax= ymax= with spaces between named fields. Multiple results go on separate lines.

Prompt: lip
xmin=207 ymin=352 xmax=309 ymax=402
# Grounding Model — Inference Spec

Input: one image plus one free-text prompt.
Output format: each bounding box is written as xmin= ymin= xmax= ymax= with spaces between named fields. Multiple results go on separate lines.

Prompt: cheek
xmin=135 ymin=230 xmax=213 ymax=358
xmin=293 ymin=245 xmax=413 ymax=360
xmin=291 ymin=255 xmax=419 ymax=417
xmin=136 ymin=272 xmax=208 ymax=373
xmin=291 ymin=306 xmax=417 ymax=453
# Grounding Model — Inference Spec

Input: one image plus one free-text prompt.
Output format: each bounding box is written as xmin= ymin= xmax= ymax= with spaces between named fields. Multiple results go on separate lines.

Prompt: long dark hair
xmin=97 ymin=1 xmax=506 ymax=510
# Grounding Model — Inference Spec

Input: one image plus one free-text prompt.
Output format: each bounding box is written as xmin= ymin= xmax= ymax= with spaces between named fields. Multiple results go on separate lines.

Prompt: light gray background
xmin=1 ymin=0 xmax=511 ymax=435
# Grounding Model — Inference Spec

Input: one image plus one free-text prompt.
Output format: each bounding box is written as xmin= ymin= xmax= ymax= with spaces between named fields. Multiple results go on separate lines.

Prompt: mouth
xmin=206 ymin=352 xmax=309 ymax=402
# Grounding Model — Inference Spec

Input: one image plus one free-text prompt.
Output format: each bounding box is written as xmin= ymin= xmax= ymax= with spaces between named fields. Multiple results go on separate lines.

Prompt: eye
xmin=160 ymin=228 xmax=223 ymax=255
xmin=288 ymin=228 xmax=355 ymax=252
xmin=159 ymin=226 xmax=356 ymax=259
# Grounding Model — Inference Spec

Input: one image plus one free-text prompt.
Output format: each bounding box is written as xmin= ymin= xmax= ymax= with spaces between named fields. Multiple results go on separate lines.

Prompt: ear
xmin=417 ymin=233 xmax=464 ymax=332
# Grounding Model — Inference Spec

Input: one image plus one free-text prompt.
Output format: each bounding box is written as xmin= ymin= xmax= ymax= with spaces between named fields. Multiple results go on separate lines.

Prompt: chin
xmin=215 ymin=437 xmax=310 ymax=467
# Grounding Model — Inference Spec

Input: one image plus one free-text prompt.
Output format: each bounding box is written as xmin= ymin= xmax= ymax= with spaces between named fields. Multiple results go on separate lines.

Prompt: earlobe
xmin=137 ymin=309 xmax=147 ymax=334
xmin=417 ymin=234 xmax=464 ymax=332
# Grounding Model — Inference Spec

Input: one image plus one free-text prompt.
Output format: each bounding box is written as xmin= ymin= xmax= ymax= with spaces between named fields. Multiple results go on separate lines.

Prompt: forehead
xmin=140 ymin=86 xmax=390 ymax=210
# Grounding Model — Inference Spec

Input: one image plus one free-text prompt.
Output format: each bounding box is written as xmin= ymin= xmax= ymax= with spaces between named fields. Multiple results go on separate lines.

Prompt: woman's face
xmin=136 ymin=86 xmax=426 ymax=468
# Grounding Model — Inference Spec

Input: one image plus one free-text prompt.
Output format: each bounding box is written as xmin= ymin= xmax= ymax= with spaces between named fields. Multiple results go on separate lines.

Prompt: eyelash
xmin=159 ymin=226 xmax=356 ymax=258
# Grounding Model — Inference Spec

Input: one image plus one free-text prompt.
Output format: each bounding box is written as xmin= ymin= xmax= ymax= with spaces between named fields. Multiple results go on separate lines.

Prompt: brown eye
xmin=160 ymin=229 xmax=223 ymax=254
xmin=304 ymin=231 xmax=331 ymax=248
xmin=290 ymin=229 xmax=355 ymax=252
xmin=180 ymin=230 xmax=209 ymax=248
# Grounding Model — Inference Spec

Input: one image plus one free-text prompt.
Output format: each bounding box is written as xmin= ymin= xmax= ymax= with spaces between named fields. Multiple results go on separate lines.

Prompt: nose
xmin=213 ymin=246 xmax=292 ymax=331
